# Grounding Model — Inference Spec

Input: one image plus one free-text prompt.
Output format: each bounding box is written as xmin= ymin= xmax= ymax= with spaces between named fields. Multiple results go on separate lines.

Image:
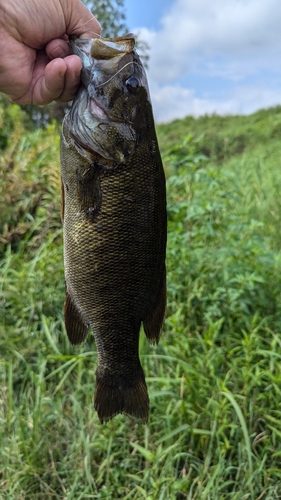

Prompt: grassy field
xmin=2 ymin=100 xmax=281 ymax=498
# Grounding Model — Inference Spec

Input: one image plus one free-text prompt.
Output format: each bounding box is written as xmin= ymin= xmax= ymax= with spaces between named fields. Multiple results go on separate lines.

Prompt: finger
xmin=32 ymin=57 xmax=68 ymax=105
xmin=54 ymin=55 xmax=82 ymax=102
xmin=12 ymin=53 xmax=82 ymax=105
xmin=41 ymin=55 xmax=82 ymax=104
xmin=46 ymin=39 xmax=71 ymax=60
xmin=67 ymin=1 xmax=102 ymax=39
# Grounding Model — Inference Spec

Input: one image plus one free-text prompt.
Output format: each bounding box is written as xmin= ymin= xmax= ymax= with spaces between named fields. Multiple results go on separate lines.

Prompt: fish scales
xmin=60 ymin=34 xmax=166 ymax=423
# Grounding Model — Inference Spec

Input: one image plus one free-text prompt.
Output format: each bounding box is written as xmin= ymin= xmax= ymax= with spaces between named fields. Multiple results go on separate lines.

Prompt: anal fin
xmin=64 ymin=291 xmax=89 ymax=345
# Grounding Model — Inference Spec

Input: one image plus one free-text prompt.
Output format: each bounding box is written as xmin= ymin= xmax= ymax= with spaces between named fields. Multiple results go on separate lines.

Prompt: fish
xmin=60 ymin=33 xmax=167 ymax=423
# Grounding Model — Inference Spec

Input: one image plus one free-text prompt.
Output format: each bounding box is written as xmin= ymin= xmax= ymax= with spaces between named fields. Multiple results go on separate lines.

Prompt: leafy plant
xmin=0 ymin=117 xmax=61 ymax=255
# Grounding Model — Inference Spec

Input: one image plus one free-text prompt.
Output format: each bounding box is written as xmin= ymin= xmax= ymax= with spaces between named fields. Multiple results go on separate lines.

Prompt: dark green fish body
xmin=60 ymin=34 xmax=166 ymax=423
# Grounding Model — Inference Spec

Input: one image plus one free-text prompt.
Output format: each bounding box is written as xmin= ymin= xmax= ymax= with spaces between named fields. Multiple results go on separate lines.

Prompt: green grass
xmin=2 ymin=103 xmax=281 ymax=498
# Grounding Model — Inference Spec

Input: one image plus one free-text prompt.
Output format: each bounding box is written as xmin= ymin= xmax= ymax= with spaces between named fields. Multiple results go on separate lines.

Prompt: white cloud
xmin=151 ymin=82 xmax=281 ymax=123
xmin=140 ymin=0 xmax=281 ymax=84
xmin=132 ymin=0 xmax=281 ymax=121
xmin=149 ymin=83 xmax=235 ymax=123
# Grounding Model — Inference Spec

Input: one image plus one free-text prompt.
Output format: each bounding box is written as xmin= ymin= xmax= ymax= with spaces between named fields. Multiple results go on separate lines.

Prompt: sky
xmin=124 ymin=0 xmax=281 ymax=123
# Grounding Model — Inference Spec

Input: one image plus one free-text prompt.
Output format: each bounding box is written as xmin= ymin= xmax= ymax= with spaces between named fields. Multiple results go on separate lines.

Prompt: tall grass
xmin=1 ymin=105 xmax=281 ymax=498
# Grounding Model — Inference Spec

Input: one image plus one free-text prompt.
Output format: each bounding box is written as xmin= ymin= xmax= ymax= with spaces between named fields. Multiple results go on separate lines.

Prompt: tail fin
xmin=94 ymin=369 xmax=149 ymax=423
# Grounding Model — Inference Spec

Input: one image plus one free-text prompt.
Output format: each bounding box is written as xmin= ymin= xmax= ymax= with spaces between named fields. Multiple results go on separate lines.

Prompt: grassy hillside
xmin=1 ymin=100 xmax=281 ymax=498
xmin=158 ymin=107 xmax=281 ymax=249
xmin=157 ymin=106 xmax=281 ymax=160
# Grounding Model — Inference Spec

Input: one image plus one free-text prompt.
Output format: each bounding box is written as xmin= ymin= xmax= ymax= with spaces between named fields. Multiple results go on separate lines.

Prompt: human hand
xmin=0 ymin=0 xmax=101 ymax=104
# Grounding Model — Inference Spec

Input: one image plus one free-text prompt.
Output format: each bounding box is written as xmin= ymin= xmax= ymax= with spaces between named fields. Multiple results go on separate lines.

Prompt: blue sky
xmin=124 ymin=0 xmax=281 ymax=123
xmin=125 ymin=0 xmax=172 ymax=31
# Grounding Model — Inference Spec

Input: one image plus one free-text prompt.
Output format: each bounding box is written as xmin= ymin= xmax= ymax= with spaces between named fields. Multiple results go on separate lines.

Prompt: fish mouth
xmin=90 ymin=98 xmax=108 ymax=120
xmin=89 ymin=96 xmax=124 ymax=124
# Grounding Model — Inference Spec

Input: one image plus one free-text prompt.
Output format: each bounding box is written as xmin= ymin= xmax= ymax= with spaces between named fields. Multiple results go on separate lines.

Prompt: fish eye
xmin=125 ymin=76 xmax=139 ymax=93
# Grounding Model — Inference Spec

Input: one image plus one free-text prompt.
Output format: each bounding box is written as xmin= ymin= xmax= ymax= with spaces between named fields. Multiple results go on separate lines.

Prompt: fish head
xmin=68 ymin=35 xmax=152 ymax=164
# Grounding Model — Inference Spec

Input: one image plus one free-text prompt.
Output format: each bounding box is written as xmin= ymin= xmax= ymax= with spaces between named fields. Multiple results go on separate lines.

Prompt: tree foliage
xmin=84 ymin=0 xmax=128 ymax=38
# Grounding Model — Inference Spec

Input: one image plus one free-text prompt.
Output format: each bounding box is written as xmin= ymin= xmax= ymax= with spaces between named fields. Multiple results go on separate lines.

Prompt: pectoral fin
xmin=76 ymin=163 xmax=102 ymax=221
xmin=64 ymin=291 xmax=89 ymax=345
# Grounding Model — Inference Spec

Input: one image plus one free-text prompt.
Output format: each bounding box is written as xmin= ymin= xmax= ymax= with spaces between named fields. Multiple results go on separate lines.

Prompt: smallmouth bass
xmin=60 ymin=34 xmax=166 ymax=423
